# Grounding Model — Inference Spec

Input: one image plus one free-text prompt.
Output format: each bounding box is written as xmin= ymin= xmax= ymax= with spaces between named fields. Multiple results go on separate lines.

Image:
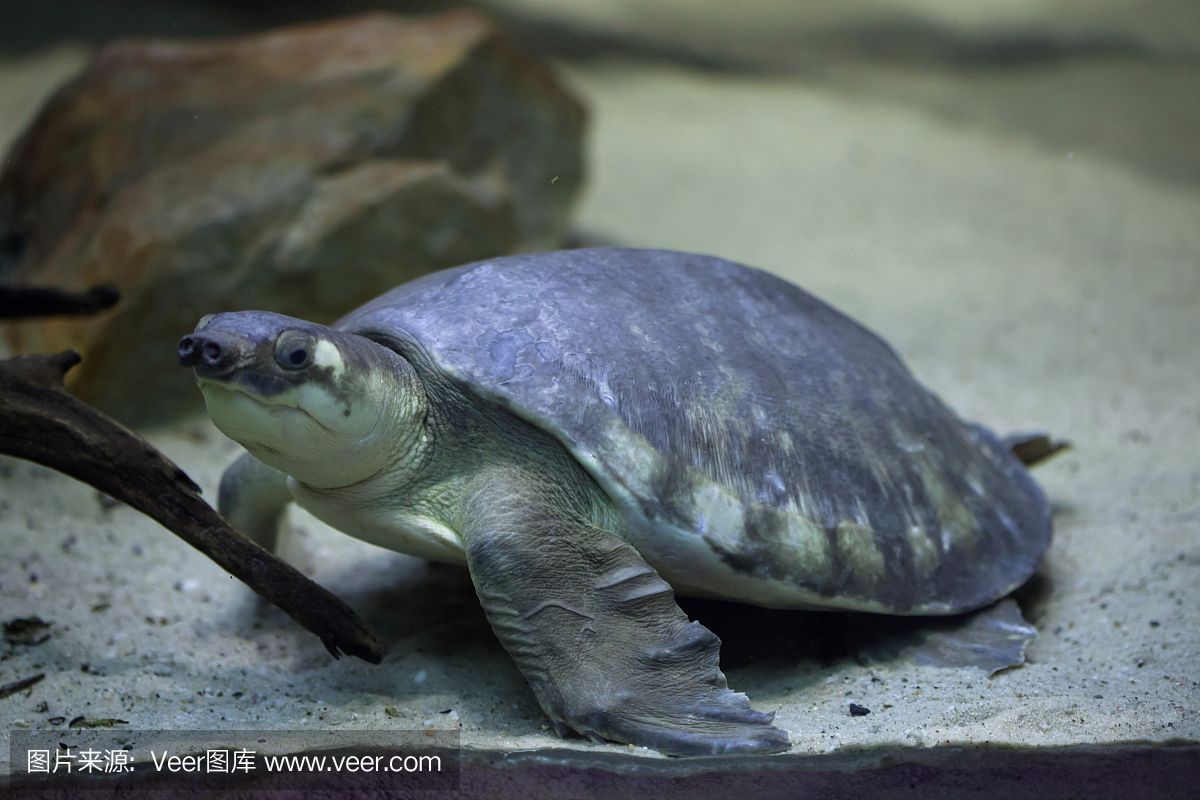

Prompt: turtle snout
xmin=178 ymin=332 xmax=245 ymax=376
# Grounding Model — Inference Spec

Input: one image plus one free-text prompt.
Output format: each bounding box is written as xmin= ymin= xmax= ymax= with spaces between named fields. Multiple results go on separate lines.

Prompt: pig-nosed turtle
xmin=178 ymin=248 xmax=1053 ymax=756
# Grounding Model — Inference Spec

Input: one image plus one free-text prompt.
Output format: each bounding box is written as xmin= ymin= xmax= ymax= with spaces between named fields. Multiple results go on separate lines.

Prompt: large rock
xmin=0 ymin=10 xmax=586 ymax=422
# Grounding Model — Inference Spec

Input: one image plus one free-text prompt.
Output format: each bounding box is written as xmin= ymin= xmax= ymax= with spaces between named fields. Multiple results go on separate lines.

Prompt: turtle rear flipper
xmin=849 ymin=598 xmax=1038 ymax=675
xmin=462 ymin=470 xmax=791 ymax=757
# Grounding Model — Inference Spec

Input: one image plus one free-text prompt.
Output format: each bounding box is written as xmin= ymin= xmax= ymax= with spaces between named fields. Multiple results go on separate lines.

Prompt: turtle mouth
xmin=197 ymin=377 xmax=329 ymax=431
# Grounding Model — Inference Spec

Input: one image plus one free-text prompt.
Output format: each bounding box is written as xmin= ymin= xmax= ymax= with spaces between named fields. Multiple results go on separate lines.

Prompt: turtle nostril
xmin=201 ymin=340 xmax=223 ymax=366
xmin=181 ymin=331 xmax=241 ymax=375
xmin=178 ymin=335 xmax=200 ymax=367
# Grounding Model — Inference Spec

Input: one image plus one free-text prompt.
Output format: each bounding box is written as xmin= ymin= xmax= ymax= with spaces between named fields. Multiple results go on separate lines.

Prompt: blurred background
xmin=4 ymin=0 xmax=1198 ymax=183
xmin=3 ymin=0 xmax=1198 ymax=422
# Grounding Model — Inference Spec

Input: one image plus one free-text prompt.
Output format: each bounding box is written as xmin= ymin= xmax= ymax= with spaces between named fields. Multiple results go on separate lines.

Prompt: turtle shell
xmin=337 ymin=248 xmax=1051 ymax=614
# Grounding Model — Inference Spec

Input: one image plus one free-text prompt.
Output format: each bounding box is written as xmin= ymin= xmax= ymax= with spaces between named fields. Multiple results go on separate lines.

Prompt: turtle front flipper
xmin=461 ymin=471 xmax=791 ymax=757
xmin=218 ymin=451 xmax=293 ymax=552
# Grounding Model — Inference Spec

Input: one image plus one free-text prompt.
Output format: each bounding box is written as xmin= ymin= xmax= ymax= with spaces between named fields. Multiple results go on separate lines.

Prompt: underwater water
xmin=1 ymin=1 xmax=1197 ymax=797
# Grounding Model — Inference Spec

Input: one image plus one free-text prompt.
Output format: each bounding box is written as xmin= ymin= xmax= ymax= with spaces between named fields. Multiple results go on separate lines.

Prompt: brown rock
xmin=0 ymin=11 xmax=586 ymax=422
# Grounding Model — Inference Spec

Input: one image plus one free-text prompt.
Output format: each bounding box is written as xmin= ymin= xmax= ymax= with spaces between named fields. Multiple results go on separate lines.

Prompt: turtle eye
xmin=274 ymin=332 xmax=316 ymax=371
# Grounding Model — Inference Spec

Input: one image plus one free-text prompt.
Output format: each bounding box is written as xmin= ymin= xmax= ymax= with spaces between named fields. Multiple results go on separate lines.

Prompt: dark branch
xmin=0 ymin=352 xmax=383 ymax=663
xmin=0 ymin=673 xmax=45 ymax=699
xmin=0 ymin=284 xmax=121 ymax=319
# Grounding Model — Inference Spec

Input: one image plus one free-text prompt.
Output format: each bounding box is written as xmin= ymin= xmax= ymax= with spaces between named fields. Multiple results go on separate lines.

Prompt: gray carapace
xmin=180 ymin=248 xmax=1053 ymax=756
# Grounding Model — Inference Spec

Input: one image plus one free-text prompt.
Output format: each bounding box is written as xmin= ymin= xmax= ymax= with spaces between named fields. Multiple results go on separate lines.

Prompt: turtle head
xmin=179 ymin=311 xmax=427 ymax=489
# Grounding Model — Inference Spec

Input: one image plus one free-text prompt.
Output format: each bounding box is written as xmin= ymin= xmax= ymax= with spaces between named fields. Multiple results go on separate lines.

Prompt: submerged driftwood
xmin=0 ymin=284 xmax=382 ymax=662
xmin=0 ymin=284 xmax=119 ymax=319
